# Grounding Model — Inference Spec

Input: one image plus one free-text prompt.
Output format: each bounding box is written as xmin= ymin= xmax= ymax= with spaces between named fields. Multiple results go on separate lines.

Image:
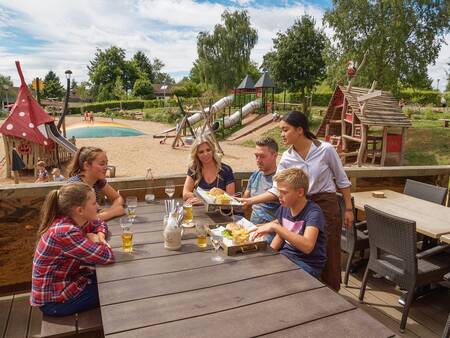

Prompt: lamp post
xmin=57 ymin=69 xmax=72 ymax=137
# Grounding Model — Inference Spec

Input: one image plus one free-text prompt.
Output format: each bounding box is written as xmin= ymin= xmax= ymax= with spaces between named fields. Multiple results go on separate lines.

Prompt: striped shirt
xmin=30 ymin=216 xmax=114 ymax=306
xmin=67 ymin=175 xmax=107 ymax=203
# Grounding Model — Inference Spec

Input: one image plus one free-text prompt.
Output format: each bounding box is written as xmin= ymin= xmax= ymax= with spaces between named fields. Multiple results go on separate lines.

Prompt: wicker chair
xmin=338 ymin=194 xmax=369 ymax=286
xmin=404 ymin=179 xmax=447 ymax=205
xmin=359 ymin=205 xmax=450 ymax=332
xmin=442 ymin=273 xmax=450 ymax=338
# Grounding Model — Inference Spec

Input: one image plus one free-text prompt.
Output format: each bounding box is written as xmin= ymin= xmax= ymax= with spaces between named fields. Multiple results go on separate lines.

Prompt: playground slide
xmin=214 ymin=98 xmax=262 ymax=130
xmin=158 ymin=94 xmax=234 ymax=135
xmin=45 ymin=123 xmax=78 ymax=154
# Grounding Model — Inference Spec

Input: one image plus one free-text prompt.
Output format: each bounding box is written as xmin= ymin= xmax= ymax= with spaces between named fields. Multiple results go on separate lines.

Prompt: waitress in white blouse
xmin=240 ymin=111 xmax=353 ymax=291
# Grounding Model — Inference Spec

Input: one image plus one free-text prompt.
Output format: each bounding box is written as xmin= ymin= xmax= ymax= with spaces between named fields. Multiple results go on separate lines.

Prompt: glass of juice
xmin=183 ymin=203 xmax=193 ymax=224
xmin=121 ymin=228 xmax=133 ymax=253
xmin=126 ymin=196 xmax=138 ymax=223
xmin=195 ymin=223 xmax=208 ymax=248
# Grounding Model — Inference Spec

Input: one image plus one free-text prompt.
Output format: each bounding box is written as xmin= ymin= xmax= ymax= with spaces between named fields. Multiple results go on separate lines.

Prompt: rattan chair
xmin=442 ymin=273 xmax=450 ymax=338
xmin=338 ymin=194 xmax=369 ymax=286
xmin=359 ymin=205 xmax=450 ymax=332
xmin=404 ymin=179 xmax=447 ymax=205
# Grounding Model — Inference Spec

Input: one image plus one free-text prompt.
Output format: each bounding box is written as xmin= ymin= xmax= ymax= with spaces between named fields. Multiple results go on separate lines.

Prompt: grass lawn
xmin=242 ymin=107 xmax=450 ymax=166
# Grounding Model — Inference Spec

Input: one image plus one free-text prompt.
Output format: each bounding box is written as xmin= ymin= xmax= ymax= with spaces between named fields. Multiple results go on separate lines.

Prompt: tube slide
xmin=213 ymin=98 xmax=261 ymax=130
xmin=157 ymin=94 xmax=234 ymax=136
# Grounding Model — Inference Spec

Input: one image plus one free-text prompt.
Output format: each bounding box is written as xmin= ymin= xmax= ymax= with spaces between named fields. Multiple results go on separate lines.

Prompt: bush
xmin=68 ymin=100 xmax=145 ymax=114
xmin=399 ymin=89 xmax=440 ymax=106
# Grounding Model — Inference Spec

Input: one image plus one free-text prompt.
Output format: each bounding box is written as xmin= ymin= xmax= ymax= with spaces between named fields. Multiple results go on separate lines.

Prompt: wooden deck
xmin=339 ymin=256 xmax=450 ymax=338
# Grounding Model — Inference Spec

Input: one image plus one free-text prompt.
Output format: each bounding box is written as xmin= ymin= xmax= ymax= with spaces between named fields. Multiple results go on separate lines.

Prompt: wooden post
xmin=400 ymin=127 xmax=407 ymax=165
xmin=341 ymin=98 xmax=348 ymax=152
xmin=13 ymin=170 xmax=20 ymax=184
xmin=3 ymin=137 xmax=12 ymax=178
xmin=380 ymin=127 xmax=388 ymax=166
xmin=347 ymin=51 xmax=368 ymax=93
xmin=356 ymin=124 xmax=367 ymax=166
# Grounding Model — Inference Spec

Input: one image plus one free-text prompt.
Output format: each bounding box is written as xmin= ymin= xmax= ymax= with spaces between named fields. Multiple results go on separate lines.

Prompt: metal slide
xmin=213 ymin=98 xmax=262 ymax=129
xmin=44 ymin=123 xmax=78 ymax=154
xmin=158 ymin=94 xmax=234 ymax=135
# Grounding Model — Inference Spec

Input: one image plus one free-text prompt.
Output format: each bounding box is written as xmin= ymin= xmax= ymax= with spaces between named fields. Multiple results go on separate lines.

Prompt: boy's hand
xmin=236 ymin=197 xmax=252 ymax=206
xmin=251 ymin=222 xmax=278 ymax=239
xmin=96 ymin=232 xmax=110 ymax=247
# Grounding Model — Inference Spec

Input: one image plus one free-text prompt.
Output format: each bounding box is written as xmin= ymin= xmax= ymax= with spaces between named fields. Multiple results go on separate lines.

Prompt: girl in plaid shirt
xmin=31 ymin=182 xmax=115 ymax=316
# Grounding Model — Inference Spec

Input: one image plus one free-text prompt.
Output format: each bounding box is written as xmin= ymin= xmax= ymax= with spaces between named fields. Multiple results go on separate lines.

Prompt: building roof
xmin=237 ymin=75 xmax=255 ymax=89
xmin=317 ymin=85 xmax=411 ymax=137
xmin=339 ymin=85 xmax=411 ymax=127
xmin=152 ymin=84 xmax=172 ymax=96
xmin=0 ymin=61 xmax=54 ymax=145
xmin=254 ymin=72 xmax=274 ymax=88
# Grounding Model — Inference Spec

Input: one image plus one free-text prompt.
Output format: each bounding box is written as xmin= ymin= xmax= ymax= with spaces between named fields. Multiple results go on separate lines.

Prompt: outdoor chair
xmin=338 ymin=194 xmax=369 ymax=286
xmin=404 ymin=179 xmax=448 ymax=249
xmin=443 ymin=273 xmax=450 ymax=338
xmin=404 ymin=179 xmax=447 ymax=205
xmin=359 ymin=205 xmax=450 ymax=333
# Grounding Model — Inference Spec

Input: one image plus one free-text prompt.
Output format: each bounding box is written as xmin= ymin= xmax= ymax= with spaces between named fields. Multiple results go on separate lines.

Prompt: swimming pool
xmin=66 ymin=122 xmax=145 ymax=138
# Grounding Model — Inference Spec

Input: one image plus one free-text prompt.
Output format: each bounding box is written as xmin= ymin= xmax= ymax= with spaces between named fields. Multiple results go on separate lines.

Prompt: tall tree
xmin=196 ymin=10 xmax=258 ymax=92
xmin=262 ymin=15 xmax=327 ymax=114
xmin=132 ymin=75 xmax=155 ymax=99
xmin=0 ymin=74 xmax=13 ymax=105
xmin=324 ymin=1 xmax=449 ymax=92
xmin=87 ymin=46 xmax=128 ymax=101
xmin=42 ymin=70 xmax=64 ymax=99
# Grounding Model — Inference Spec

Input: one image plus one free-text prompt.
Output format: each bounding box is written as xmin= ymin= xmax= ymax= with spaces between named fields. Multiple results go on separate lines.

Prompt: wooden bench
xmin=439 ymin=118 xmax=450 ymax=128
xmin=0 ymin=292 xmax=102 ymax=338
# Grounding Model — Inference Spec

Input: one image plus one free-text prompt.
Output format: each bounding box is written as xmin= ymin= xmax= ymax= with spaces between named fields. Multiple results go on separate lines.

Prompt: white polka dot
xmin=28 ymin=123 xmax=34 ymax=128
xmin=18 ymin=112 xmax=26 ymax=117
xmin=21 ymin=99 xmax=26 ymax=103
xmin=6 ymin=123 xmax=13 ymax=130
xmin=43 ymin=141 xmax=48 ymax=145
xmin=22 ymin=132 xmax=27 ymax=137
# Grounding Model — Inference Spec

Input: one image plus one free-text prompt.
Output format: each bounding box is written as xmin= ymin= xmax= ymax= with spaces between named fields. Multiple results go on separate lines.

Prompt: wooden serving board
xmin=208 ymin=223 xmax=268 ymax=256
xmin=194 ymin=188 xmax=243 ymax=213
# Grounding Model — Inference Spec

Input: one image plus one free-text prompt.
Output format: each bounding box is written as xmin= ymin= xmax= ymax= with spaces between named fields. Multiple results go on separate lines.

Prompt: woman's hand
xmin=236 ymin=197 xmax=252 ymax=207
xmin=344 ymin=210 xmax=354 ymax=228
xmin=186 ymin=196 xmax=202 ymax=206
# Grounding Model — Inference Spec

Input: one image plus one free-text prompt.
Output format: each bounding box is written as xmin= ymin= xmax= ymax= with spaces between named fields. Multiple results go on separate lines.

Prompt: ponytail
xmin=282 ymin=111 xmax=317 ymax=140
xmin=68 ymin=146 xmax=104 ymax=177
xmin=37 ymin=190 xmax=59 ymax=240
xmin=36 ymin=183 xmax=93 ymax=244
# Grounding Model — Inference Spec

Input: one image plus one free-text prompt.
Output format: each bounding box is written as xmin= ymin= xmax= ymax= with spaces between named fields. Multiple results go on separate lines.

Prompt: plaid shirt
xmin=30 ymin=216 xmax=114 ymax=306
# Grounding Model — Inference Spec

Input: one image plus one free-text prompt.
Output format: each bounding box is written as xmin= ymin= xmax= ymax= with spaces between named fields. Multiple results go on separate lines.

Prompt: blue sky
xmin=0 ymin=0 xmax=448 ymax=90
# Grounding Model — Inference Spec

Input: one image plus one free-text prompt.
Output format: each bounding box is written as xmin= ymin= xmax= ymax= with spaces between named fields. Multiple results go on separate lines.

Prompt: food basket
xmin=208 ymin=218 xmax=267 ymax=256
xmin=194 ymin=187 xmax=243 ymax=214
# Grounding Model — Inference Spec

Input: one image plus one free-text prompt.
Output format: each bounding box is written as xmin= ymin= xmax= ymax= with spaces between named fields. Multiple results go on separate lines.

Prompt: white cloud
xmin=0 ymin=0 xmax=448 ymax=92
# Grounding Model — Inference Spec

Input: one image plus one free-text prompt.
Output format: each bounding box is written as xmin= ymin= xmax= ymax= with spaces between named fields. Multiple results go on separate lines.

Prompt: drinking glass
xmin=121 ymin=228 xmax=133 ymax=253
xmin=165 ymin=180 xmax=175 ymax=198
xmin=210 ymin=234 xmax=224 ymax=262
xmin=126 ymin=196 xmax=138 ymax=223
xmin=120 ymin=216 xmax=132 ymax=231
xmin=145 ymin=192 xmax=155 ymax=204
xmin=183 ymin=202 xmax=193 ymax=224
xmin=195 ymin=223 xmax=208 ymax=249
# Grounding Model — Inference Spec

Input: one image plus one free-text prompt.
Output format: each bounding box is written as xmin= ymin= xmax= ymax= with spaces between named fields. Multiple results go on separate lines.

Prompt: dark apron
xmin=309 ymin=192 xmax=341 ymax=291
xmin=308 ymin=139 xmax=342 ymax=291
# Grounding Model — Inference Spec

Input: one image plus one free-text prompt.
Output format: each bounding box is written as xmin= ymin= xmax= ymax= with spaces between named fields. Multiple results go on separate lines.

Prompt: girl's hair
xmin=188 ymin=135 xmax=222 ymax=187
xmin=68 ymin=146 xmax=104 ymax=177
xmin=282 ymin=111 xmax=317 ymax=140
xmin=37 ymin=182 xmax=93 ymax=240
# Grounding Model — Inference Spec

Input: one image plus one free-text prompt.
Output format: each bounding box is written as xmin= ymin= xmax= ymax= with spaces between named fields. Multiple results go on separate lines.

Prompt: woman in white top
xmin=240 ymin=111 xmax=353 ymax=291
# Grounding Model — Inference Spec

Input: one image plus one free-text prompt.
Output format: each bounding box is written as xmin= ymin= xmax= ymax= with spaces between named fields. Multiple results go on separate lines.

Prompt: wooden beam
xmin=400 ymin=127 xmax=407 ymax=165
xmin=342 ymin=134 xmax=362 ymax=143
xmin=380 ymin=127 xmax=388 ymax=166
xmin=357 ymin=90 xmax=382 ymax=103
xmin=347 ymin=50 xmax=368 ymax=92
xmin=356 ymin=124 xmax=368 ymax=166
xmin=3 ymin=136 xmax=12 ymax=178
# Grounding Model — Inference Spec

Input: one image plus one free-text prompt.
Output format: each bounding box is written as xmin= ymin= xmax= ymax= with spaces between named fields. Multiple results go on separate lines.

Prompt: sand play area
xmin=0 ymin=116 xmax=268 ymax=184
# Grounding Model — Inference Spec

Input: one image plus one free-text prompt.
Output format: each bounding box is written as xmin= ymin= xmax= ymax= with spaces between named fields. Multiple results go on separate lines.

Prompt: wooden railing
xmin=1 ymin=166 xmax=449 ymax=222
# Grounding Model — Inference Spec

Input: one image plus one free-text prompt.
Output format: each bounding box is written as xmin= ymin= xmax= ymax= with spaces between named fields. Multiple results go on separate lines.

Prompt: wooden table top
xmin=97 ymin=201 xmax=395 ymax=338
xmin=352 ymin=190 xmax=450 ymax=239
xmin=440 ymin=233 xmax=450 ymax=245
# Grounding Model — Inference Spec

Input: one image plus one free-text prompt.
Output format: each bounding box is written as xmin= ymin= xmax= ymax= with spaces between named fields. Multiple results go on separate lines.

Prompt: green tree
xmin=323 ymin=1 xmax=449 ymax=92
xmin=155 ymin=72 xmax=175 ymax=85
xmin=196 ymin=10 xmax=258 ymax=92
xmin=262 ymin=15 xmax=327 ymax=114
xmin=173 ymin=79 xmax=202 ymax=97
xmin=42 ymin=70 xmax=64 ymax=99
xmin=112 ymin=77 xmax=127 ymax=109
xmin=87 ymin=46 xmax=128 ymax=101
xmin=0 ymin=74 xmax=13 ymax=105
xmin=132 ymin=76 xmax=155 ymax=99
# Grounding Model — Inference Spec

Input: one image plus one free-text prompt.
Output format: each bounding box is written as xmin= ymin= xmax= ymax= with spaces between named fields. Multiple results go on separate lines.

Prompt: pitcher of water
xmin=163 ymin=212 xmax=182 ymax=250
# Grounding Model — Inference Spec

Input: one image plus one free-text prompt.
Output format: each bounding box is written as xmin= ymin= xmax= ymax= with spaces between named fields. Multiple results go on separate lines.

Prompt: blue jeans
xmin=40 ymin=274 xmax=99 ymax=317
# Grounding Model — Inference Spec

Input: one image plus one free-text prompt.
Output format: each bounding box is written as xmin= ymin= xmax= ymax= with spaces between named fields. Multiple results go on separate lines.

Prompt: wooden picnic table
xmin=440 ymin=233 xmax=450 ymax=245
xmin=352 ymin=189 xmax=450 ymax=239
xmin=96 ymin=201 xmax=395 ymax=337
